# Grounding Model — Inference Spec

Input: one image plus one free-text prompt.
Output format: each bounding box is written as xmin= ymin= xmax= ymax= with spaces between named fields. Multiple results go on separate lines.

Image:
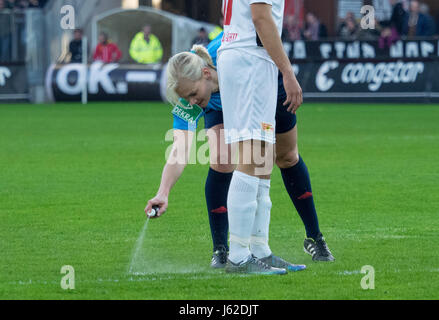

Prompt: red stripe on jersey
xmin=224 ymin=0 xmax=233 ymax=26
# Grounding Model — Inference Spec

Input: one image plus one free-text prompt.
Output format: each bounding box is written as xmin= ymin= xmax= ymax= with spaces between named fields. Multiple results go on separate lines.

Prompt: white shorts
xmin=217 ymin=49 xmax=278 ymax=145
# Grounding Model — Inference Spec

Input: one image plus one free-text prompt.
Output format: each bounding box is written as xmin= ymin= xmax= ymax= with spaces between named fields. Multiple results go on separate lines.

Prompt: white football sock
xmin=250 ymin=178 xmax=272 ymax=259
xmin=227 ymin=170 xmax=259 ymax=264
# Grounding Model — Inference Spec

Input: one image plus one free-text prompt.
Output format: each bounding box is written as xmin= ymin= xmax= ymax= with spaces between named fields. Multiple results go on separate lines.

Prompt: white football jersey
xmin=218 ymin=0 xmax=285 ymax=63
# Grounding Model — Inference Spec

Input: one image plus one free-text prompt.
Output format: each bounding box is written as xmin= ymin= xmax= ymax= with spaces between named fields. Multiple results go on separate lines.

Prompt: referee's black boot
xmin=304 ymin=233 xmax=335 ymax=261
xmin=210 ymin=245 xmax=228 ymax=268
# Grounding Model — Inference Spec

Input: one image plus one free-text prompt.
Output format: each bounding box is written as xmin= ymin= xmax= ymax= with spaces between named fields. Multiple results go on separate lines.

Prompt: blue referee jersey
xmin=172 ymin=33 xmax=223 ymax=132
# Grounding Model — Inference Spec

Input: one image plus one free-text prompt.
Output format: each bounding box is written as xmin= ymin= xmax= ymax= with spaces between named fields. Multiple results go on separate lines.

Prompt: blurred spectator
xmin=1 ymin=0 xmax=45 ymax=62
xmin=4 ymin=0 xmax=15 ymax=9
xmin=93 ymin=32 xmax=122 ymax=63
xmin=303 ymin=12 xmax=327 ymax=40
xmin=69 ymin=29 xmax=85 ymax=63
xmin=337 ymin=11 xmax=356 ymax=35
xmin=129 ymin=25 xmax=163 ymax=64
xmin=28 ymin=0 xmax=41 ymax=8
xmin=282 ymin=15 xmax=303 ymax=41
xmin=419 ymin=2 xmax=436 ymax=35
xmin=192 ymin=27 xmax=210 ymax=47
xmin=209 ymin=15 xmax=223 ymax=41
xmin=379 ymin=20 xmax=400 ymax=49
xmin=209 ymin=25 xmax=223 ymax=42
xmin=0 ymin=0 xmax=12 ymax=62
xmin=357 ymin=17 xmax=382 ymax=40
xmin=15 ymin=0 xmax=28 ymax=9
xmin=401 ymin=0 xmax=410 ymax=11
xmin=1 ymin=0 xmax=46 ymax=10
xmin=338 ymin=17 xmax=360 ymax=40
xmin=402 ymin=0 xmax=435 ymax=37
xmin=389 ymin=0 xmax=408 ymax=35
xmin=436 ymin=14 xmax=439 ymax=36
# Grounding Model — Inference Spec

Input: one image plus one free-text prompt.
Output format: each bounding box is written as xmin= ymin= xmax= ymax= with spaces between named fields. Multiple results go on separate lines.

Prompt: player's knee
xmin=211 ymin=151 xmax=234 ymax=170
xmin=276 ymin=150 xmax=299 ymax=169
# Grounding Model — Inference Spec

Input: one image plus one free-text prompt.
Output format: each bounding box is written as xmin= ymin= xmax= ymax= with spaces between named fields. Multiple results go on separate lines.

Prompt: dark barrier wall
xmin=286 ymin=39 xmax=439 ymax=61
xmin=47 ymin=39 xmax=439 ymax=103
xmin=285 ymin=39 xmax=439 ymax=102
xmin=46 ymin=62 xmax=164 ymax=102
xmin=292 ymin=60 xmax=439 ymax=102
xmin=0 ymin=64 xmax=29 ymax=101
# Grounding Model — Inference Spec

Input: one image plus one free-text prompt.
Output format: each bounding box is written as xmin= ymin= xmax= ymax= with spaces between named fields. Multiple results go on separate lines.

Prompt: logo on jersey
xmin=261 ymin=122 xmax=274 ymax=134
xmin=222 ymin=32 xmax=238 ymax=43
xmin=172 ymin=98 xmax=203 ymax=124
xmin=177 ymin=98 xmax=194 ymax=110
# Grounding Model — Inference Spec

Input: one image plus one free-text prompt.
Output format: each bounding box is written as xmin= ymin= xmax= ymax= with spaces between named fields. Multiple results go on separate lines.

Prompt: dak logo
xmin=55 ymin=61 xmax=124 ymax=95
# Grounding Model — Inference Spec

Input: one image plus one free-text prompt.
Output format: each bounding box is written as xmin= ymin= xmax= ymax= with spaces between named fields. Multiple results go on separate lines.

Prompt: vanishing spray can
xmin=147 ymin=205 xmax=160 ymax=218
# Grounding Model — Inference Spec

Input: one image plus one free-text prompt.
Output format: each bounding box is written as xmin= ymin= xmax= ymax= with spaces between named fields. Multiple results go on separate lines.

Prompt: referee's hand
xmin=145 ymin=195 xmax=168 ymax=218
xmin=282 ymin=71 xmax=303 ymax=114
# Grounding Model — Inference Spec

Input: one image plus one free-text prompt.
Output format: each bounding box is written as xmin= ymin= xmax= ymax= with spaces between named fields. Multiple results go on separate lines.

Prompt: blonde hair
xmin=166 ymin=45 xmax=215 ymax=105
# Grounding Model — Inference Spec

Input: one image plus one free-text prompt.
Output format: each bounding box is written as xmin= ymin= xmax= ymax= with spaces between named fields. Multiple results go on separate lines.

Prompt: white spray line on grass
xmin=127 ymin=218 xmax=150 ymax=275
xmin=129 ymin=268 xmax=209 ymax=276
xmin=6 ymin=271 xmax=248 ymax=287
xmin=336 ymin=268 xmax=439 ymax=276
xmin=340 ymin=234 xmax=415 ymax=241
xmin=8 ymin=267 xmax=439 ymax=287
xmin=337 ymin=270 xmax=362 ymax=276
xmin=126 ymin=217 xmax=214 ymax=276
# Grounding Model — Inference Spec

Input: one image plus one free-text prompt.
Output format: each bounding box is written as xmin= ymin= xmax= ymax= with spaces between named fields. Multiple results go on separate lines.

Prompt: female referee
xmin=144 ymin=33 xmax=334 ymax=271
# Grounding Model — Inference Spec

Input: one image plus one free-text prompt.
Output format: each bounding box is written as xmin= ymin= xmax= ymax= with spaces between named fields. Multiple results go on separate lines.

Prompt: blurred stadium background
xmin=1 ymin=0 xmax=439 ymax=104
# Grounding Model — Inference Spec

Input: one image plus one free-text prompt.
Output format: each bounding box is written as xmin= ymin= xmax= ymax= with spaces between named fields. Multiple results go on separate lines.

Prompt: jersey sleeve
xmin=207 ymin=32 xmax=223 ymax=67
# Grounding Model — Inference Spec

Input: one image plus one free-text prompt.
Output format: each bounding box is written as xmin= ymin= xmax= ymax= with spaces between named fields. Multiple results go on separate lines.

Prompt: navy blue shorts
xmin=204 ymin=104 xmax=296 ymax=134
xmin=275 ymin=74 xmax=297 ymax=134
xmin=275 ymin=104 xmax=297 ymax=134
xmin=204 ymin=75 xmax=296 ymax=134
xmin=204 ymin=108 xmax=224 ymax=130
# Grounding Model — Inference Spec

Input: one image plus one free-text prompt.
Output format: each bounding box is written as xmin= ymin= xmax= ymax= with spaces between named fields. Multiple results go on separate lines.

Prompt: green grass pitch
xmin=0 ymin=102 xmax=438 ymax=300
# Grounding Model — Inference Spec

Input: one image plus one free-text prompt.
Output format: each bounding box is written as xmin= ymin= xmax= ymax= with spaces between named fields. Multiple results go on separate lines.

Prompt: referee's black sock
xmin=205 ymin=168 xmax=232 ymax=252
xmin=280 ymin=156 xmax=321 ymax=240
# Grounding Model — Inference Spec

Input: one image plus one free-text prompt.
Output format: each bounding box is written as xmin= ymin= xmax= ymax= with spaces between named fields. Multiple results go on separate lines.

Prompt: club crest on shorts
xmin=261 ymin=122 xmax=274 ymax=134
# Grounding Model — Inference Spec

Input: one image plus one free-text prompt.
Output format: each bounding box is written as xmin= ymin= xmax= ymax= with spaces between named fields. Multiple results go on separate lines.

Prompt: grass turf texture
xmin=0 ymin=102 xmax=438 ymax=300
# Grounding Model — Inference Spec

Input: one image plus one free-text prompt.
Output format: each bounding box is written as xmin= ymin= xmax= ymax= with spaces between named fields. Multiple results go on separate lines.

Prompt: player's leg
xmin=275 ymin=123 xmax=334 ymax=261
xmin=276 ymin=126 xmax=320 ymax=238
xmin=230 ymin=141 xmax=305 ymax=272
xmin=205 ymin=110 xmax=236 ymax=268
xmin=243 ymin=141 xmax=273 ymax=262
xmin=226 ymin=140 xmax=291 ymax=274
xmin=219 ymin=50 xmax=286 ymax=274
xmin=226 ymin=140 xmax=272 ymax=263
